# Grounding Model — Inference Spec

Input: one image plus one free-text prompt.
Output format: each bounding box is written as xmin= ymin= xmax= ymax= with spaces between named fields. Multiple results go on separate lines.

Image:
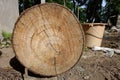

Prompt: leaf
xmin=2 ymin=30 xmax=12 ymax=40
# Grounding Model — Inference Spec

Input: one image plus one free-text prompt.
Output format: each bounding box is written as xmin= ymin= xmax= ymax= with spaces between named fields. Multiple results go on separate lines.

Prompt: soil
xmin=0 ymin=31 xmax=120 ymax=80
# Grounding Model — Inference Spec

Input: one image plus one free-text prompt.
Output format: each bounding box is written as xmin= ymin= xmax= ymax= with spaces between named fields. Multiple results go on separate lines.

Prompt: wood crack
xmin=38 ymin=5 xmax=58 ymax=77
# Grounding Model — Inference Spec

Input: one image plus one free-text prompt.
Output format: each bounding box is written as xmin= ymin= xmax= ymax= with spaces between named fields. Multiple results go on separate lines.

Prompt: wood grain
xmin=12 ymin=3 xmax=84 ymax=76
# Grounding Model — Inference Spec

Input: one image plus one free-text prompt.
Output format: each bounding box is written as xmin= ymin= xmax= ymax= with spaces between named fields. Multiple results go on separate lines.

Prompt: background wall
xmin=0 ymin=0 xmax=19 ymax=38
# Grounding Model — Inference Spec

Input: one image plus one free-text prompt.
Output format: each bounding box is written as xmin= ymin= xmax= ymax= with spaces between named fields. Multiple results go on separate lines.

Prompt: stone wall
xmin=0 ymin=0 xmax=19 ymax=38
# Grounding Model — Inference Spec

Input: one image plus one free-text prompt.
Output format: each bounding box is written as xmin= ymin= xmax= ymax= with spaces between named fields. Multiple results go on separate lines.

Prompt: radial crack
xmin=43 ymin=30 xmax=59 ymax=53
xmin=54 ymin=57 xmax=57 ymax=76
xmin=38 ymin=5 xmax=59 ymax=77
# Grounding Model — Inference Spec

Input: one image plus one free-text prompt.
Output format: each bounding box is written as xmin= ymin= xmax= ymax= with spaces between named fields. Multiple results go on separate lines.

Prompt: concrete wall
xmin=0 ymin=0 xmax=19 ymax=38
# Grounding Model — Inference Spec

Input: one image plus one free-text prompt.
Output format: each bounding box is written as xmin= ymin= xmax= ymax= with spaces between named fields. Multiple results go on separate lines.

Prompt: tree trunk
xmin=116 ymin=15 xmax=120 ymax=29
xmin=73 ymin=0 xmax=76 ymax=13
xmin=41 ymin=0 xmax=45 ymax=3
xmin=64 ymin=0 xmax=66 ymax=6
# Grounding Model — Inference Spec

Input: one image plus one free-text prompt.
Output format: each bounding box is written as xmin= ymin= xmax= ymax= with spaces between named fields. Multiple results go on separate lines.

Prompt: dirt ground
xmin=0 ymin=31 xmax=120 ymax=80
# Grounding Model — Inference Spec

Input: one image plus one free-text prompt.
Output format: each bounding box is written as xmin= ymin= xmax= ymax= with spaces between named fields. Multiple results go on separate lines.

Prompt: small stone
xmin=24 ymin=76 xmax=39 ymax=80
xmin=0 ymin=76 xmax=2 ymax=80
xmin=61 ymin=77 xmax=65 ymax=80
xmin=84 ymin=76 xmax=90 ymax=80
xmin=79 ymin=66 xmax=85 ymax=72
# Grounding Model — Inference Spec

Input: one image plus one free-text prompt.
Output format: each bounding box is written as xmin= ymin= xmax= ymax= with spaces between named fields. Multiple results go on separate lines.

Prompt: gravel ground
xmin=0 ymin=31 xmax=120 ymax=80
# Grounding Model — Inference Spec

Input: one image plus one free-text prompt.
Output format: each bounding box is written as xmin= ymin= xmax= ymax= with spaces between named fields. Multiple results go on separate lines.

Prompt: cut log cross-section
xmin=12 ymin=3 xmax=84 ymax=76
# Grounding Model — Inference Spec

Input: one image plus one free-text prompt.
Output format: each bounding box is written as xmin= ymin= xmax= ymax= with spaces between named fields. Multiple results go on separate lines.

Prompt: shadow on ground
xmin=10 ymin=57 xmax=53 ymax=79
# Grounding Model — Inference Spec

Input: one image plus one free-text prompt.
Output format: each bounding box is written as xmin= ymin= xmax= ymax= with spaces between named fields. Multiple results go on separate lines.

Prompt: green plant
xmin=0 ymin=30 xmax=12 ymax=48
xmin=2 ymin=30 xmax=12 ymax=40
xmin=84 ymin=47 xmax=90 ymax=52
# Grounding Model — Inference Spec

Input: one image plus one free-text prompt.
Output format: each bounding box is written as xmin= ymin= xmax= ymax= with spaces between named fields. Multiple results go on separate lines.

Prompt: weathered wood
xmin=12 ymin=3 xmax=84 ymax=76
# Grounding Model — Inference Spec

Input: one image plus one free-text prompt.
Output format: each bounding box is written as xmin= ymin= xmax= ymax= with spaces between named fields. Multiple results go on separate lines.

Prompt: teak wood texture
xmin=12 ymin=3 xmax=84 ymax=76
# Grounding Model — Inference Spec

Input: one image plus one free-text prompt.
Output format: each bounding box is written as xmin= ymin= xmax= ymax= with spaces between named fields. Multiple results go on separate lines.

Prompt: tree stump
xmin=12 ymin=3 xmax=84 ymax=76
